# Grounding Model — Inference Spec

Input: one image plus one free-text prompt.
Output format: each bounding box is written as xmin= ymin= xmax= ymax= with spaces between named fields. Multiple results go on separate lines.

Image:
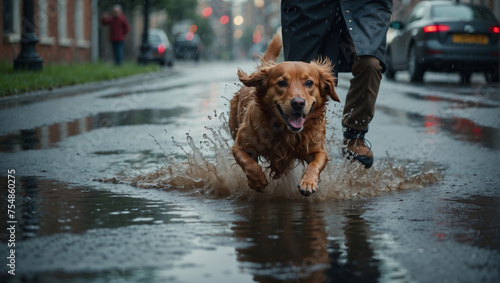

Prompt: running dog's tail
xmin=261 ymin=34 xmax=282 ymax=64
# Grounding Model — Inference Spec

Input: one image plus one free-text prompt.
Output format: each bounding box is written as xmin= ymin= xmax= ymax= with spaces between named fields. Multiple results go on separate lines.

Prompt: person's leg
xmin=342 ymin=55 xmax=383 ymax=168
xmin=343 ymin=56 xmax=382 ymax=131
xmin=111 ymin=41 xmax=119 ymax=65
xmin=115 ymin=41 xmax=124 ymax=65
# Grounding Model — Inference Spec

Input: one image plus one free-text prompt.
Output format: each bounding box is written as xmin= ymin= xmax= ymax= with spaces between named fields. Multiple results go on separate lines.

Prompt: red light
xmin=220 ymin=15 xmax=229 ymax=25
xmin=423 ymin=25 xmax=450 ymax=33
xmin=185 ymin=32 xmax=194 ymax=41
xmin=157 ymin=43 xmax=166 ymax=54
xmin=189 ymin=25 xmax=197 ymax=33
xmin=202 ymin=7 xmax=212 ymax=18
xmin=489 ymin=26 xmax=500 ymax=34
xmin=425 ymin=49 xmax=443 ymax=54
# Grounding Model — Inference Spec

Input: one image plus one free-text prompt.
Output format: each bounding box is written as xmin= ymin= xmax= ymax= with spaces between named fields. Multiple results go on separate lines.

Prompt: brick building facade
xmin=0 ymin=0 xmax=96 ymax=64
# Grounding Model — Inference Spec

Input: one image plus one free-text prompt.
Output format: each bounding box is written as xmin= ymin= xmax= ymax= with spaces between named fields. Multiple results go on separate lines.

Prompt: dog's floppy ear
xmin=320 ymin=70 xmax=340 ymax=102
xmin=313 ymin=58 xmax=340 ymax=102
xmin=238 ymin=67 xmax=270 ymax=89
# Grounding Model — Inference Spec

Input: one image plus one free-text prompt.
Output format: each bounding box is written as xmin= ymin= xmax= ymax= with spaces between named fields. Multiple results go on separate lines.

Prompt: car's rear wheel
xmin=460 ymin=72 xmax=471 ymax=84
xmin=408 ymin=45 xmax=424 ymax=82
xmin=385 ymin=50 xmax=396 ymax=80
xmin=485 ymin=71 xmax=499 ymax=83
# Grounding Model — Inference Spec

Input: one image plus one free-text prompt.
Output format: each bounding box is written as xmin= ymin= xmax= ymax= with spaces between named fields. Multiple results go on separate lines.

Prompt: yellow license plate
xmin=452 ymin=34 xmax=488 ymax=44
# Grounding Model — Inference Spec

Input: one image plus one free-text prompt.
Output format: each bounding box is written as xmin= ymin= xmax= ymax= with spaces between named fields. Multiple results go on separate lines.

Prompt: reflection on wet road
xmin=0 ymin=177 xmax=411 ymax=282
xmin=3 ymin=175 xmax=496 ymax=282
xmin=0 ymin=62 xmax=499 ymax=282
xmin=437 ymin=194 xmax=500 ymax=250
xmin=377 ymin=104 xmax=500 ymax=149
xmin=0 ymin=108 xmax=189 ymax=152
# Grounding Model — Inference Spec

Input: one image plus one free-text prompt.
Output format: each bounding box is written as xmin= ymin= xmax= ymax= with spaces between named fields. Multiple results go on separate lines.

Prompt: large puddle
xmin=0 ymin=176 xmax=414 ymax=282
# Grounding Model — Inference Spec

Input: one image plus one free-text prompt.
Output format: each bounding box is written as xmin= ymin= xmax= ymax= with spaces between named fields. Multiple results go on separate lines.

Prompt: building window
xmin=38 ymin=0 xmax=55 ymax=45
xmin=57 ymin=0 xmax=72 ymax=46
xmin=75 ymin=0 xmax=90 ymax=48
xmin=2 ymin=0 xmax=21 ymax=43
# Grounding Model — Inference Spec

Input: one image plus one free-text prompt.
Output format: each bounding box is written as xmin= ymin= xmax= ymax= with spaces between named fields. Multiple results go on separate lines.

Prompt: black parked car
xmin=386 ymin=1 xmax=499 ymax=83
xmin=174 ymin=33 xmax=203 ymax=61
xmin=148 ymin=29 xmax=174 ymax=66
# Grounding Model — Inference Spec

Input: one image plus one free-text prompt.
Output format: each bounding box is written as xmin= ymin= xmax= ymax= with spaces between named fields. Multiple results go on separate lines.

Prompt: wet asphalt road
xmin=0 ymin=61 xmax=499 ymax=283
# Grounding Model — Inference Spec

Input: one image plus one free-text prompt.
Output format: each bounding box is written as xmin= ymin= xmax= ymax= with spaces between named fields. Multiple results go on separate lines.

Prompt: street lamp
xmin=233 ymin=15 xmax=244 ymax=26
xmin=138 ymin=0 xmax=152 ymax=64
xmin=254 ymin=0 xmax=264 ymax=8
xmin=14 ymin=0 xmax=43 ymax=71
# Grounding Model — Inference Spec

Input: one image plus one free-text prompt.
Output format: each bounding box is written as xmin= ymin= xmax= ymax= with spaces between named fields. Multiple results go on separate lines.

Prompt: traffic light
xmin=220 ymin=15 xmax=229 ymax=25
xmin=203 ymin=7 xmax=212 ymax=18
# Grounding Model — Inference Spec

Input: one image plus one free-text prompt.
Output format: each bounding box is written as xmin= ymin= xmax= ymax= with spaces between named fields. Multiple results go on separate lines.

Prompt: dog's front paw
xmin=246 ymin=166 xmax=268 ymax=193
xmin=298 ymin=176 xmax=318 ymax=197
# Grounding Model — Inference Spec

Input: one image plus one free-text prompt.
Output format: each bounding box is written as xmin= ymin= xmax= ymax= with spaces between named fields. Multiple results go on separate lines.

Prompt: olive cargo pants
xmin=342 ymin=55 xmax=382 ymax=133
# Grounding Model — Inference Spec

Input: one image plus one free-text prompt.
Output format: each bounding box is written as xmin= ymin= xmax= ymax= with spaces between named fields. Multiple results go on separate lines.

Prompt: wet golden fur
xmin=229 ymin=35 xmax=339 ymax=196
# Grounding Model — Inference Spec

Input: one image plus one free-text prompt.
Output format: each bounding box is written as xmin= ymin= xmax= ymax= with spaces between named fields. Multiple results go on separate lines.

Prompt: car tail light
xmin=425 ymin=49 xmax=443 ymax=54
xmin=185 ymin=32 xmax=194 ymax=41
xmin=157 ymin=43 xmax=166 ymax=54
xmin=489 ymin=26 xmax=500 ymax=34
xmin=423 ymin=25 xmax=450 ymax=33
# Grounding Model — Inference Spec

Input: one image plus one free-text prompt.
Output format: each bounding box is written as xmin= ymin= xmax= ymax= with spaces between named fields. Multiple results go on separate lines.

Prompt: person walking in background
xmin=101 ymin=5 xmax=130 ymax=65
xmin=281 ymin=0 xmax=392 ymax=168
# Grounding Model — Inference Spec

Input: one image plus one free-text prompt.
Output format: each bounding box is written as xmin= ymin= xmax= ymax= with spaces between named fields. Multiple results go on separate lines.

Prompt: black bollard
xmin=138 ymin=0 xmax=152 ymax=64
xmin=14 ymin=0 xmax=43 ymax=71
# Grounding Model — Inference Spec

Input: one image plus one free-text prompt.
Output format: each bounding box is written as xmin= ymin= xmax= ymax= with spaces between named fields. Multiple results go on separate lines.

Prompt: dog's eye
xmin=277 ymin=80 xmax=288 ymax=87
xmin=305 ymin=80 xmax=314 ymax=88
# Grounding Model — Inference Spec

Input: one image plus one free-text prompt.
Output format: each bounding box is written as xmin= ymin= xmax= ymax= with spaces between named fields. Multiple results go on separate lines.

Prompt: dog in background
xmin=229 ymin=35 xmax=340 ymax=196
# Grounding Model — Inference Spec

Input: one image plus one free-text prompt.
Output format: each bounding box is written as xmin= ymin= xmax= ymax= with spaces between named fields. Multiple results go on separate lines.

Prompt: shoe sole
xmin=342 ymin=150 xmax=374 ymax=169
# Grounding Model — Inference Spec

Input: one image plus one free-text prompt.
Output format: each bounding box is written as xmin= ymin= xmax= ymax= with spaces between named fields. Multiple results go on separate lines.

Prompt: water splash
xmin=100 ymin=111 xmax=442 ymax=201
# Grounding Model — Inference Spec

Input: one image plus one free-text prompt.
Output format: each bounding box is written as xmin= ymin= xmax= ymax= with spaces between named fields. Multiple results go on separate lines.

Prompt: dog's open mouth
xmin=276 ymin=104 xmax=305 ymax=132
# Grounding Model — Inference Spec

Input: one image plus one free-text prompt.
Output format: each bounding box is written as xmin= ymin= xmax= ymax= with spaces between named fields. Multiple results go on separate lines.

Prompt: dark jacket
xmin=101 ymin=15 xmax=130 ymax=42
xmin=281 ymin=0 xmax=393 ymax=73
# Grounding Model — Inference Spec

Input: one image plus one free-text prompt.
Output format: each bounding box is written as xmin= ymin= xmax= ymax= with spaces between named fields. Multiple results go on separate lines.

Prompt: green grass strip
xmin=0 ymin=61 xmax=161 ymax=97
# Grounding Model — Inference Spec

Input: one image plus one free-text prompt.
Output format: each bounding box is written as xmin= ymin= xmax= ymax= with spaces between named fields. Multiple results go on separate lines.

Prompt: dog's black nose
xmin=291 ymin=98 xmax=305 ymax=110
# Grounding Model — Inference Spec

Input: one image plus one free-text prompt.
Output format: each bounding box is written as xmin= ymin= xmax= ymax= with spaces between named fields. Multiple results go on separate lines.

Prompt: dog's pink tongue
xmin=288 ymin=116 xmax=305 ymax=129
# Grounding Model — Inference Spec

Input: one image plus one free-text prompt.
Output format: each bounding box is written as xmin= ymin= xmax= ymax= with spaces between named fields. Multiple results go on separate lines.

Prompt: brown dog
xmin=229 ymin=35 xmax=340 ymax=196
